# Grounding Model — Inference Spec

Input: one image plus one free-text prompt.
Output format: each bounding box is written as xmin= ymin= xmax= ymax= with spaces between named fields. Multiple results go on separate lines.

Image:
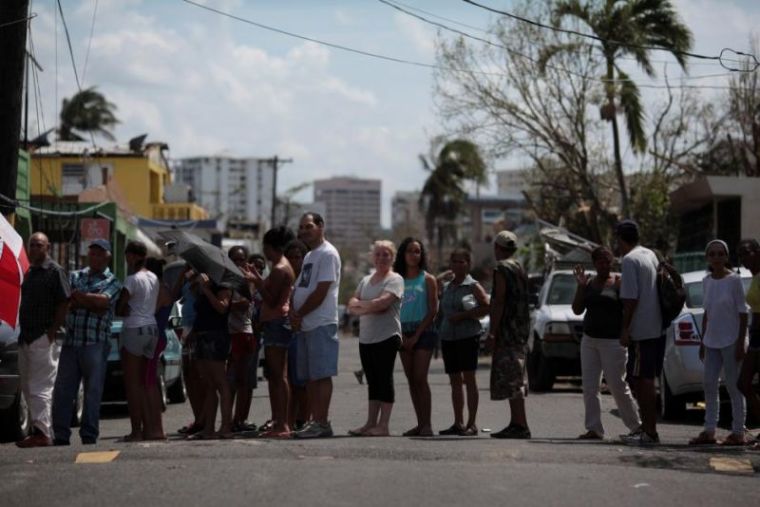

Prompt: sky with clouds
xmin=26 ymin=0 xmax=760 ymax=226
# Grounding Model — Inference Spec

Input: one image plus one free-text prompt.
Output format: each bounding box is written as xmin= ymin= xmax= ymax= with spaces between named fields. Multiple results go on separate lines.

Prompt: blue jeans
xmin=52 ymin=341 xmax=110 ymax=443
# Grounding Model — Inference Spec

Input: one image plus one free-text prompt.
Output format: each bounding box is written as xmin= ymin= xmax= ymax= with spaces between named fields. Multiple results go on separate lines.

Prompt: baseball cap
xmin=88 ymin=239 xmax=112 ymax=253
xmin=494 ymin=230 xmax=518 ymax=250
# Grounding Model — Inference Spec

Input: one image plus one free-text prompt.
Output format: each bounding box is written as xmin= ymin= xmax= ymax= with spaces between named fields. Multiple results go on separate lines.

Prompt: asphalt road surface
xmin=1 ymin=334 xmax=758 ymax=507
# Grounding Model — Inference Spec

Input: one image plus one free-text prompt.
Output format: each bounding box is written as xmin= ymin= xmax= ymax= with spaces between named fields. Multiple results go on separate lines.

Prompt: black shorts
xmin=193 ymin=330 xmax=231 ymax=362
xmin=627 ymin=335 xmax=665 ymax=380
xmin=441 ymin=335 xmax=480 ymax=374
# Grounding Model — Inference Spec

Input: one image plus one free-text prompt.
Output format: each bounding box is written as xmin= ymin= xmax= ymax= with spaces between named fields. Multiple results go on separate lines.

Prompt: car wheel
xmin=167 ymin=367 xmax=187 ymax=404
xmin=0 ymin=390 xmax=31 ymax=442
xmin=71 ymin=382 xmax=84 ymax=427
xmin=659 ymin=372 xmax=686 ymax=421
xmin=528 ymin=339 xmax=555 ymax=392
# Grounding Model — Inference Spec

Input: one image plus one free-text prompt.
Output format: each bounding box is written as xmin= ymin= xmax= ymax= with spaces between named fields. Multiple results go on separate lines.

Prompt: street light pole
xmin=268 ymin=155 xmax=292 ymax=227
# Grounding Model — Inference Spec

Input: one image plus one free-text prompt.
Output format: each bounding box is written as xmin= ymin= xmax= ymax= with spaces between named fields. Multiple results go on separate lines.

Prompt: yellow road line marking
xmin=709 ymin=457 xmax=754 ymax=474
xmin=75 ymin=451 xmax=120 ymax=464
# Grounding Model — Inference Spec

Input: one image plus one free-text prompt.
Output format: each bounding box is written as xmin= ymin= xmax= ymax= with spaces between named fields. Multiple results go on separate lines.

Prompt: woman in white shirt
xmin=116 ymin=241 xmax=160 ymax=441
xmin=690 ymin=239 xmax=748 ymax=446
xmin=347 ymin=240 xmax=404 ymax=436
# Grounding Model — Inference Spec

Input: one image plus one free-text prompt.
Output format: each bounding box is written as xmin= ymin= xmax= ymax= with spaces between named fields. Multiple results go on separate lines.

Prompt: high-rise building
xmin=174 ymin=156 xmax=275 ymax=233
xmin=313 ymin=177 xmax=381 ymax=255
xmin=391 ymin=191 xmax=425 ymax=242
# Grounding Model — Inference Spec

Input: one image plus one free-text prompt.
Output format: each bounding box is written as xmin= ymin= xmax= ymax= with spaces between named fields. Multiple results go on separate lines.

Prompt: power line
xmin=181 ymin=0 xmax=736 ymax=90
xmin=56 ymin=0 xmax=81 ymax=90
xmin=0 ymin=192 xmax=111 ymax=217
xmin=0 ymin=12 xmax=36 ymax=29
xmin=461 ymin=0 xmax=759 ymax=72
xmin=389 ymin=0 xmax=726 ymax=68
xmin=378 ymin=0 xmax=739 ymax=88
xmin=81 ymin=0 xmax=99 ymax=86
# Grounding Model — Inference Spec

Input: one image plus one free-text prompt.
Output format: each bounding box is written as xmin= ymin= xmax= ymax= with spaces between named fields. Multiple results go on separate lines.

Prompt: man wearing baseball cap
xmin=52 ymin=239 xmax=122 ymax=445
xmin=487 ymin=230 xmax=532 ymax=439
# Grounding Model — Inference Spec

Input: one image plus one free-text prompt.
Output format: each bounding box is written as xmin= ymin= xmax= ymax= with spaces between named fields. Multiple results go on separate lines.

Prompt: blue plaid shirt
xmin=64 ymin=267 xmax=122 ymax=346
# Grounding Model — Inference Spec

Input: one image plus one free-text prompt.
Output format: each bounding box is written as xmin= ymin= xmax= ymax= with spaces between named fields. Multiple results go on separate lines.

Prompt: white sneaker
xmin=621 ymin=431 xmax=660 ymax=446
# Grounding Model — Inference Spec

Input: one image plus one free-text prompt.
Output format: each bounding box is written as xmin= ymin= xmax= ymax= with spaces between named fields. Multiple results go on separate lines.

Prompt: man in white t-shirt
xmin=291 ymin=212 xmax=341 ymax=439
xmin=616 ymin=220 xmax=662 ymax=446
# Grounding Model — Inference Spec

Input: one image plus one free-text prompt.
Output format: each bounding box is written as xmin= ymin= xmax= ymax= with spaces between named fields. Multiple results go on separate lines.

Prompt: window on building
xmin=61 ymin=164 xmax=85 ymax=195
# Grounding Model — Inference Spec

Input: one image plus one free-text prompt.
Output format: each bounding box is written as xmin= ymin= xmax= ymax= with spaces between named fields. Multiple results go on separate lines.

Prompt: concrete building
xmin=496 ymin=168 xmax=530 ymax=198
xmin=670 ymin=175 xmax=760 ymax=265
xmin=313 ymin=177 xmax=381 ymax=256
xmin=391 ymin=190 xmax=425 ymax=242
xmin=174 ymin=156 xmax=275 ymax=234
xmin=31 ymin=141 xmax=207 ymax=221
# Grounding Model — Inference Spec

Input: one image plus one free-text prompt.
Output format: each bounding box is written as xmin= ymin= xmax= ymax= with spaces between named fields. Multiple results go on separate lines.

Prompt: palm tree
xmin=419 ymin=139 xmax=487 ymax=267
xmin=59 ymin=86 xmax=119 ymax=142
xmin=545 ymin=0 xmax=693 ymax=216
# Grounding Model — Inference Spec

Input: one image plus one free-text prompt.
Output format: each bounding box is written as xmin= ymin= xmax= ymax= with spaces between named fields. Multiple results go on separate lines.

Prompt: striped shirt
xmin=64 ymin=267 xmax=122 ymax=346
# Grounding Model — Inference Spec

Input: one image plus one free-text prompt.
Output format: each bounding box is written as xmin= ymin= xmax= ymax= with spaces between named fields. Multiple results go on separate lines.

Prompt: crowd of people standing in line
xmin=11 ymin=213 xmax=760 ymax=449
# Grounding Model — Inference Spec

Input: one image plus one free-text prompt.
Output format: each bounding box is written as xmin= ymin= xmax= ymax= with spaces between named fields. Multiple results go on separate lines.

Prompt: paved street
xmin=1 ymin=333 xmax=758 ymax=506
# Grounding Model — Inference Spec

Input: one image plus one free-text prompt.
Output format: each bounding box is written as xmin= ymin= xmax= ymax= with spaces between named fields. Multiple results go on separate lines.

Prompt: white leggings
xmin=703 ymin=345 xmax=745 ymax=434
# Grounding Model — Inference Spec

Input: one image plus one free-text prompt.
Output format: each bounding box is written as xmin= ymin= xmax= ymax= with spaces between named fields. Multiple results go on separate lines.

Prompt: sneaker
xmin=16 ymin=434 xmax=52 ymax=448
xmin=53 ymin=438 xmax=70 ymax=446
xmin=618 ymin=428 xmax=643 ymax=441
xmin=621 ymin=431 xmax=659 ymax=446
xmin=81 ymin=437 xmax=97 ymax=445
xmin=294 ymin=421 xmax=333 ymax=439
xmin=490 ymin=424 xmax=531 ymax=439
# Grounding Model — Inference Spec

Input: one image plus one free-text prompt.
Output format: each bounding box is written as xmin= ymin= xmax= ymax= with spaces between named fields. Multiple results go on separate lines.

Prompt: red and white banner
xmin=0 ymin=215 xmax=29 ymax=329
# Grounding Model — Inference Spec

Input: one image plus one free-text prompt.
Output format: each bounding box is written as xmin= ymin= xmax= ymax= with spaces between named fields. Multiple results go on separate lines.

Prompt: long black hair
xmin=393 ymin=237 xmax=428 ymax=277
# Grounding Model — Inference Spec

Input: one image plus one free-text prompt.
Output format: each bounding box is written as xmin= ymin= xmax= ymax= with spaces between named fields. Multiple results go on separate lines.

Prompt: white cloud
xmin=393 ymin=12 xmax=436 ymax=57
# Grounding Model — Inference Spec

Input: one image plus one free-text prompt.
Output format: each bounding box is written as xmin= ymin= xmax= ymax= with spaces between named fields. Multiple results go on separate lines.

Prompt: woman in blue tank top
xmin=394 ymin=237 xmax=439 ymax=437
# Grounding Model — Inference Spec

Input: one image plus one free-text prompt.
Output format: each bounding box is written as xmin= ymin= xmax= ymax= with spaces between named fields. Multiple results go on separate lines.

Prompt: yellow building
xmin=30 ymin=141 xmax=207 ymax=220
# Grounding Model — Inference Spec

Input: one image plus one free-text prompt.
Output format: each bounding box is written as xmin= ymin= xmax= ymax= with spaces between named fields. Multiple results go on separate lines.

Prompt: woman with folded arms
xmin=348 ymin=240 xmax=404 ymax=436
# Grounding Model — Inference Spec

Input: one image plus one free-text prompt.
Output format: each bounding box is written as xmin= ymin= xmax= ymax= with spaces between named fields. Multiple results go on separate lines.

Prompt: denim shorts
xmin=120 ymin=325 xmax=159 ymax=359
xmin=401 ymin=322 xmax=439 ymax=351
xmin=296 ymin=324 xmax=339 ymax=381
xmin=262 ymin=318 xmax=293 ymax=348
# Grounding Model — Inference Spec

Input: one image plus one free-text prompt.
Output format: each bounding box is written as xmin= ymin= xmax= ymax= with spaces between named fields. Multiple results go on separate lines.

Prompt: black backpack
xmin=657 ymin=262 xmax=686 ymax=330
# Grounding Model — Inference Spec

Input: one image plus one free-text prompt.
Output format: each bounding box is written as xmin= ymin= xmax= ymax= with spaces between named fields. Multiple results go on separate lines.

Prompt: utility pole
xmin=0 ymin=0 xmax=30 ymax=218
xmin=267 ymin=155 xmax=293 ymax=227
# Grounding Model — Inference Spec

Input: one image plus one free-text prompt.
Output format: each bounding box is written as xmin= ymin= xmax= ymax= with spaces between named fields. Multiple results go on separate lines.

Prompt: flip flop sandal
xmin=186 ymin=432 xmax=215 ymax=441
xmin=578 ymin=431 xmax=604 ymax=440
xmin=402 ymin=427 xmax=420 ymax=437
xmin=259 ymin=430 xmax=291 ymax=439
xmin=688 ymin=432 xmax=717 ymax=445
xmin=348 ymin=428 xmax=368 ymax=436
xmin=720 ymin=433 xmax=747 ymax=446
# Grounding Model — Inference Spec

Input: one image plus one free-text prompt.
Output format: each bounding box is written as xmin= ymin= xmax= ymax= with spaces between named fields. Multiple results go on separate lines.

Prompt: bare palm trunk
xmin=607 ymin=61 xmax=629 ymax=217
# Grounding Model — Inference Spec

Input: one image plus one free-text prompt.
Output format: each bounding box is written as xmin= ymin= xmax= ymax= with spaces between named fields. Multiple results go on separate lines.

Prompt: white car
xmin=528 ymin=270 xmax=585 ymax=391
xmin=659 ymin=268 xmax=753 ymax=419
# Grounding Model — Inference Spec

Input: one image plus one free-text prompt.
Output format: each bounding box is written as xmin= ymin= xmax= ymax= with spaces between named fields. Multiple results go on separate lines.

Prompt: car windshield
xmin=546 ymin=274 xmax=578 ymax=305
xmin=685 ymin=277 xmax=751 ymax=308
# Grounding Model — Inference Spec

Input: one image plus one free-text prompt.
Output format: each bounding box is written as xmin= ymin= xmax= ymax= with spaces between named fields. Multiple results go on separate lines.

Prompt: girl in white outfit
xmin=690 ymin=239 xmax=748 ymax=446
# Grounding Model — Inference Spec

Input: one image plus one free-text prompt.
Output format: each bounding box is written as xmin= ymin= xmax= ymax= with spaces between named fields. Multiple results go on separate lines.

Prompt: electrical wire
xmin=0 ymin=12 xmax=37 ymax=29
xmin=389 ymin=0 xmax=726 ymax=68
xmin=0 ymin=192 xmax=111 ymax=217
xmin=379 ymin=0 xmax=740 ymax=85
xmin=56 ymin=0 xmax=81 ymax=90
xmin=81 ymin=0 xmax=99 ymax=86
xmin=461 ymin=0 xmax=759 ymax=72
xmin=181 ymin=0 xmax=736 ymax=90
